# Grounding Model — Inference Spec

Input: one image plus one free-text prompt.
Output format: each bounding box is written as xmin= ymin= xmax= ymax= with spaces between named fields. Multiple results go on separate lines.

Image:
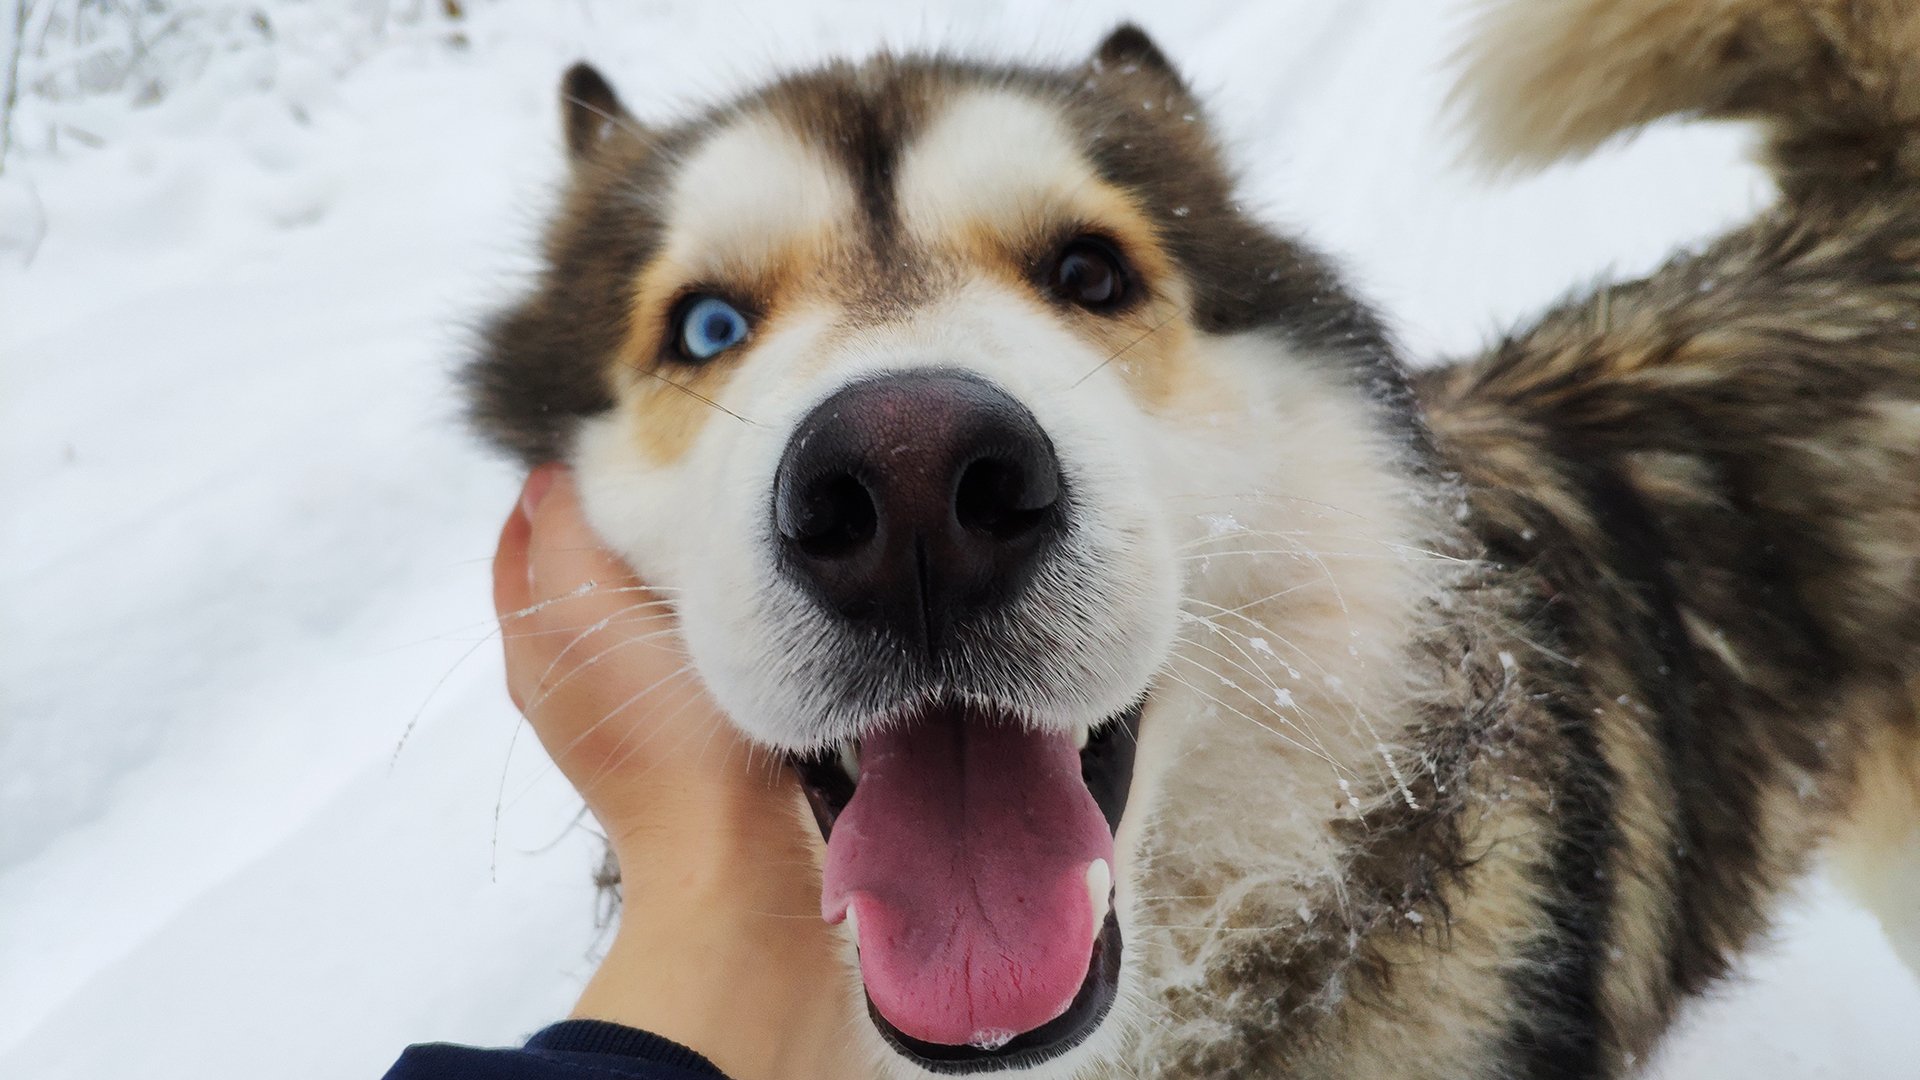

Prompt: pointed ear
xmin=1092 ymin=24 xmax=1182 ymax=83
xmin=561 ymin=62 xmax=637 ymax=161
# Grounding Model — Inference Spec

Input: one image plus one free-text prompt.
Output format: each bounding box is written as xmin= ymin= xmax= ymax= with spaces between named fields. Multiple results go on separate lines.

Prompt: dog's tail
xmin=1454 ymin=0 xmax=1920 ymax=199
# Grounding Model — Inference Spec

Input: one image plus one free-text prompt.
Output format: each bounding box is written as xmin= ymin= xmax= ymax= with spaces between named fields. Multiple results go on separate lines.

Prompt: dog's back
xmin=1441 ymin=0 xmax=1920 ymax=1022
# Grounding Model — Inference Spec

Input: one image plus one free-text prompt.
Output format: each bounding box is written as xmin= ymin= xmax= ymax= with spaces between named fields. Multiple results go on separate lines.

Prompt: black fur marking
xmin=846 ymin=97 xmax=901 ymax=242
xmin=1508 ymin=697 xmax=1613 ymax=1080
xmin=1582 ymin=459 xmax=1720 ymax=1007
xmin=1094 ymin=24 xmax=1181 ymax=83
xmin=768 ymin=75 xmax=904 ymax=242
xmin=561 ymin=62 xmax=632 ymax=160
xmin=1527 ymin=455 xmax=1705 ymax=1077
xmin=464 ymin=124 xmax=691 ymax=464
xmin=1489 ymin=460 xmax=1641 ymax=1078
xmin=1654 ymin=462 xmax=1848 ymax=997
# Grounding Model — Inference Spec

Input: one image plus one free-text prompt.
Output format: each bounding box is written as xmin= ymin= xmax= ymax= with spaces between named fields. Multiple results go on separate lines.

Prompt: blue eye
xmin=677 ymin=296 xmax=750 ymax=361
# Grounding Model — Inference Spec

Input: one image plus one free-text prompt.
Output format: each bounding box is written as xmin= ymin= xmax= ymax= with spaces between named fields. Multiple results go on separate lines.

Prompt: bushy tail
xmin=1454 ymin=0 xmax=1920 ymax=198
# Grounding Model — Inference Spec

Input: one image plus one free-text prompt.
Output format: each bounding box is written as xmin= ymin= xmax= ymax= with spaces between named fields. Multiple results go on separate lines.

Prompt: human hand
xmin=493 ymin=465 xmax=861 ymax=1080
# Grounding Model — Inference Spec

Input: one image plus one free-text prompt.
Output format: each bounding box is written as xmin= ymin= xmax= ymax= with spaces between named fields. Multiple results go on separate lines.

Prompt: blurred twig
xmin=2 ymin=0 xmax=28 ymax=176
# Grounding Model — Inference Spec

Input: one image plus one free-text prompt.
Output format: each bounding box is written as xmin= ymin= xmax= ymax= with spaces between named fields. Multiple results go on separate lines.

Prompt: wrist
xmin=573 ymin=829 xmax=851 ymax=1080
xmin=597 ymin=770 xmax=814 ymax=901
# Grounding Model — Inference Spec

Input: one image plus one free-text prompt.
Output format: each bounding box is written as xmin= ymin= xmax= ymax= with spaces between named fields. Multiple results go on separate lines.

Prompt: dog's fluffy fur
xmin=469 ymin=3 xmax=1920 ymax=1076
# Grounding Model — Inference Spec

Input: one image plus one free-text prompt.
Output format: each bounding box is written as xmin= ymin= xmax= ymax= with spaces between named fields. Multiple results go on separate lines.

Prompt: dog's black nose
xmin=773 ymin=369 xmax=1066 ymax=648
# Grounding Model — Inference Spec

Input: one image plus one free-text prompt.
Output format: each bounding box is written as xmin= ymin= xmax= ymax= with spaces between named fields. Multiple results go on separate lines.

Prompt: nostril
xmin=955 ymin=456 xmax=1061 ymax=540
xmin=785 ymin=472 xmax=879 ymax=559
xmin=772 ymin=371 xmax=1068 ymax=639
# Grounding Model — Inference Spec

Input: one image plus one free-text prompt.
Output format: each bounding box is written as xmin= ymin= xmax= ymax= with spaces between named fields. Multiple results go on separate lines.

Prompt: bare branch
xmin=1 ymin=0 xmax=29 ymax=177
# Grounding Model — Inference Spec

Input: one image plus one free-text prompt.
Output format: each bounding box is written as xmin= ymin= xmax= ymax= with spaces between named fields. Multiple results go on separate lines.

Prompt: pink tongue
xmin=821 ymin=711 xmax=1114 ymax=1048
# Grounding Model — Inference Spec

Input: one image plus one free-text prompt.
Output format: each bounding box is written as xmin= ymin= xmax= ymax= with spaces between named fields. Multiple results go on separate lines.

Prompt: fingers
xmin=492 ymin=483 xmax=537 ymax=713
xmin=511 ymin=470 xmax=682 ymax=723
xmin=499 ymin=467 xmax=652 ymax=699
xmin=522 ymin=464 xmax=643 ymax=611
xmin=488 ymin=467 xmax=814 ymax=894
xmin=493 ymin=466 xmax=732 ymax=792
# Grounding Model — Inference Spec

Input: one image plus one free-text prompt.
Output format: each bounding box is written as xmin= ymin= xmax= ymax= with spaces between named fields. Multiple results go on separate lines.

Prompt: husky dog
xmin=467 ymin=1 xmax=1920 ymax=1076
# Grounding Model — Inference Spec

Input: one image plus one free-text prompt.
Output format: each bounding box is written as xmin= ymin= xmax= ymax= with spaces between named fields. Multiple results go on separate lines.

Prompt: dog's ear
xmin=560 ymin=62 xmax=638 ymax=161
xmin=1092 ymin=24 xmax=1182 ymax=84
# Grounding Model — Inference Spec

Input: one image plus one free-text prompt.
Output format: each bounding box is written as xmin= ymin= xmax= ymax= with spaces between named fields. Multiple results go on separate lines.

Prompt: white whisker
xmin=1157 ymin=663 xmax=1348 ymax=772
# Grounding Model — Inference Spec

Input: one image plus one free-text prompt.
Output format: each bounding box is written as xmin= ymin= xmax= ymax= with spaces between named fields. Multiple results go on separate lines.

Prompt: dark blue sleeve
xmin=383 ymin=1019 xmax=731 ymax=1080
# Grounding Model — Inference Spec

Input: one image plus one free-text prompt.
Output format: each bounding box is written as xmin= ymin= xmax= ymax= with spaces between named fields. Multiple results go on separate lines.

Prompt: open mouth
xmin=790 ymin=697 xmax=1142 ymax=1073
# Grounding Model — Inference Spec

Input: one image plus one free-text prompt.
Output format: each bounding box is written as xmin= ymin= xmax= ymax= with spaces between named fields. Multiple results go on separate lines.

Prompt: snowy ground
xmin=3 ymin=2 xmax=1916 ymax=1078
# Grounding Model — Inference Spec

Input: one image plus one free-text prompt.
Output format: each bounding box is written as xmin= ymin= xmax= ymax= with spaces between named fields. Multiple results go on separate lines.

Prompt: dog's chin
xmin=788 ymin=695 xmax=1144 ymax=1074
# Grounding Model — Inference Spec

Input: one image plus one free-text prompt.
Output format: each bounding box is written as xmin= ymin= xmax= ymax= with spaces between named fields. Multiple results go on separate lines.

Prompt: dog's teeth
xmin=1073 ymin=721 xmax=1092 ymax=750
xmin=838 ymin=741 xmax=860 ymax=783
xmin=844 ymin=905 xmax=860 ymax=949
xmin=1085 ymin=858 xmax=1112 ymax=946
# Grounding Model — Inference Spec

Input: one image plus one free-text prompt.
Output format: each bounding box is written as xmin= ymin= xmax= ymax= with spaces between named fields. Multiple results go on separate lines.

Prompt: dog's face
xmin=474 ymin=27 xmax=1435 ymax=1076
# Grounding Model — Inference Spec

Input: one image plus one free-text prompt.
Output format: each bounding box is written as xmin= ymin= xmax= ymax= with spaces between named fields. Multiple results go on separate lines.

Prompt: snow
xmin=1 ymin=1 xmax=1915 ymax=1078
xmin=1201 ymin=512 xmax=1243 ymax=536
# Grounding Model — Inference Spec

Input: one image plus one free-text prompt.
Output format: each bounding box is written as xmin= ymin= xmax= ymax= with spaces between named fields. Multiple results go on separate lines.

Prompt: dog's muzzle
xmin=770 ymin=369 xmax=1133 ymax=1070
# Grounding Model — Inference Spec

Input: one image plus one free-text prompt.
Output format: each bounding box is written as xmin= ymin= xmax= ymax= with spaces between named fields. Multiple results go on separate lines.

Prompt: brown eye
xmin=1047 ymin=237 xmax=1130 ymax=312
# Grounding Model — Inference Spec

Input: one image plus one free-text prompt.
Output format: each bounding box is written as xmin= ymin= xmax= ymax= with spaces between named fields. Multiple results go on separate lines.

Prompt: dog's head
xmin=473 ymin=26 xmax=1435 ymax=1076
